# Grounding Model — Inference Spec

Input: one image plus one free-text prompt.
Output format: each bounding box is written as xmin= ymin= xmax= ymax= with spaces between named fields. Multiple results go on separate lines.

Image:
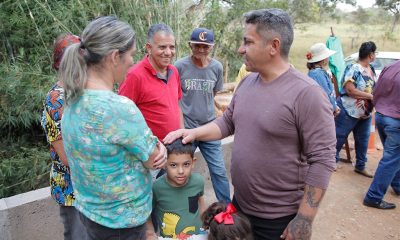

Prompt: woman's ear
xmin=109 ymin=50 xmax=120 ymax=66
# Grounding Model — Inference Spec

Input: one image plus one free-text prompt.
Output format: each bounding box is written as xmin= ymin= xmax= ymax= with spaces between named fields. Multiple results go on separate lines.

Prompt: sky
xmin=337 ymin=0 xmax=376 ymax=12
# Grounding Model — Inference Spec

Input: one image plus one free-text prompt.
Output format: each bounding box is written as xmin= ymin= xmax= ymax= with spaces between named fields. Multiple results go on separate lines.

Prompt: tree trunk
xmin=391 ymin=13 xmax=399 ymax=33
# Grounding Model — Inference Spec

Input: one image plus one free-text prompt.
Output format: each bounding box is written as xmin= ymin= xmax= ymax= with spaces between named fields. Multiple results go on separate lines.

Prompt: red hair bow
xmin=213 ymin=203 xmax=237 ymax=225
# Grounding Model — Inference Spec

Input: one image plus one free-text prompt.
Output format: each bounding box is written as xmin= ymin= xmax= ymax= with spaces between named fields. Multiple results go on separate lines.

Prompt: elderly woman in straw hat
xmin=306 ymin=43 xmax=340 ymax=117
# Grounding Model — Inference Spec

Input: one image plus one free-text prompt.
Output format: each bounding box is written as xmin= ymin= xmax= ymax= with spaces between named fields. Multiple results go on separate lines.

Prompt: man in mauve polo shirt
xmin=119 ymin=23 xmax=183 ymax=142
xmin=164 ymin=9 xmax=336 ymax=240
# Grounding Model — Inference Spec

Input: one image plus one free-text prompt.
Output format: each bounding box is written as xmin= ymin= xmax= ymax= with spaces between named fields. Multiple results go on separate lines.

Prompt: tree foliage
xmin=0 ymin=0 xmax=293 ymax=138
xmin=0 ymin=0 xmax=289 ymax=197
xmin=0 ymin=0 xmax=391 ymax=198
xmin=376 ymin=0 xmax=400 ymax=32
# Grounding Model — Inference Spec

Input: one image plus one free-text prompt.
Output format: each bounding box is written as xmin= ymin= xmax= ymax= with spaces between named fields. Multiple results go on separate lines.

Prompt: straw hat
xmin=306 ymin=43 xmax=336 ymax=63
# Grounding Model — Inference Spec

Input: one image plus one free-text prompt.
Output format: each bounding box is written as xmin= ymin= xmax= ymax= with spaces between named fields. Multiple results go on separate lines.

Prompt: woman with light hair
xmin=59 ymin=16 xmax=167 ymax=239
xmin=306 ymin=43 xmax=340 ymax=117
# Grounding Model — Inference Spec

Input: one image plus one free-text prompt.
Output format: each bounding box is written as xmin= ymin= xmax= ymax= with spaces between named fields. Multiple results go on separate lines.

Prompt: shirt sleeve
xmin=309 ymin=71 xmax=329 ymax=93
xmin=110 ymin=97 xmax=157 ymax=163
xmin=214 ymin=62 xmax=224 ymax=92
xmin=214 ymin=93 xmax=236 ymax=137
xmin=295 ymin=85 xmax=336 ymax=189
xmin=119 ymin=71 xmax=141 ymax=103
xmin=308 ymin=70 xmax=336 ymax=112
xmin=372 ymin=65 xmax=390 ymax=106
xmin=342 ymin=64 xmax=357 ymax=88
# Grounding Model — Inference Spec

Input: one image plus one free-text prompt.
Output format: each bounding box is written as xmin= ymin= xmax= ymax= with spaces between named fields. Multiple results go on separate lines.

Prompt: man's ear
xmin=145 ymin=42 xmax=152 ymax=55
xmin=270 ymin=38 xmax=281 ymax=56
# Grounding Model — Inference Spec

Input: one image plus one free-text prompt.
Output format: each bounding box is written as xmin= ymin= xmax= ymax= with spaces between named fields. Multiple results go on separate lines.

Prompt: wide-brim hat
xmin=306 ymin=43 xmax=336 ymax=63
xmin=189 ymin=27 xmax=215 ymax=46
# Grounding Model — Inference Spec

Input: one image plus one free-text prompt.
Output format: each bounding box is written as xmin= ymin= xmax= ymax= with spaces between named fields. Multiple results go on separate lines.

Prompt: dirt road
xmin=313 ymin=149 xmax=400 ymax=240
xmin=213 ymin=90 xmax=399 ymax=240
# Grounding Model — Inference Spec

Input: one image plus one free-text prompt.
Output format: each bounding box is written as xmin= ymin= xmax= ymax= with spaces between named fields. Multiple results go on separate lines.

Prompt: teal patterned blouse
xmin=61 ymin=90 xmax=157 ymax=228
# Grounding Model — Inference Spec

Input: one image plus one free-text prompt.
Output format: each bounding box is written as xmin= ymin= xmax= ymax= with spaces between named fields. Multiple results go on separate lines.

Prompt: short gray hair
xmin=59 ymin=16 xmax=135 ymax=104
xmin=244 ymin=9 xmax=293 ymax=58
xmin=147 ymin=23 xmax=174 ymax=43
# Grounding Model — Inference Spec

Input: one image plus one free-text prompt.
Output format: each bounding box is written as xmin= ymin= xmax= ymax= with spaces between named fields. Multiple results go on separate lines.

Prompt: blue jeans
xmin=364 ymin=113 xmax=400 ymax=203
xmin=335 ymin=101 xmax=371 ymax=170
xmin=193 ymin=140 xmax=231 ymax=203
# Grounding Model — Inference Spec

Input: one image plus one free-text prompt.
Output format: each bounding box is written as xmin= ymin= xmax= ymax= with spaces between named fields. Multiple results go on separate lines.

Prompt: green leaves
xmin=0 ymin=61 xmax=51 ymax=133
xmin=0 ymin=141 xmax=50 ymax=198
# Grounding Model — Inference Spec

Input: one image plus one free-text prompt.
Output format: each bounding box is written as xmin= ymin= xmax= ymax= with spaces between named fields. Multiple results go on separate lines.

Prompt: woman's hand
xmin=145 ymin=141 xmax=167 ymax=170
xmin=152 ymin=141 xmax=167 ymax=169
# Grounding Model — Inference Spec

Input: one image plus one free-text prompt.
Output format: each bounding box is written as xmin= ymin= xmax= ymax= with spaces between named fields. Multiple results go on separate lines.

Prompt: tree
xmin=353 ymin=6 xmax=371 ymax=26
xmin=317 ymin=0 xmax=356 ymax=19
xmin=376 ymin=0 xmax=400 ymax=32
xmin=289 ymin=0 xmax=320 ymax=23
xmin=288 ymin=0 xmax=356 ymax=24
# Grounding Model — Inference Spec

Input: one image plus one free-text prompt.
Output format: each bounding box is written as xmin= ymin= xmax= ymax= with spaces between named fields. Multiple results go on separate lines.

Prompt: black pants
xmin=232 ymin=196 xmax=296 ymax=240
xmin=78 ymin=211 xmax=146 ymax=240
xmin=59 ymin=206 xmax=88 ymax=240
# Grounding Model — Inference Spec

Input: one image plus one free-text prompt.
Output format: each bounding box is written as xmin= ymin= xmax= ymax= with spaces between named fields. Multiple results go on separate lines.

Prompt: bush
xmin=0 ymin=0 xmax=291 ymax=197
xmin=0 ymin=61 xmax=51 ymax=137
xmin=0 ymin=141 xmax=50 ymax=198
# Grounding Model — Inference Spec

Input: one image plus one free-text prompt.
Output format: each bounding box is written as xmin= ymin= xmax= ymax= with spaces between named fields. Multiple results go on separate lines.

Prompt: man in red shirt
xmin=119 ymin=23 xmax=184 ymax=142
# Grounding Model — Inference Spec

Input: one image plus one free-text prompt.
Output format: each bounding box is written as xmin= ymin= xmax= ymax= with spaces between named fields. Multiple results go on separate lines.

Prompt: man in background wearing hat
xmin=174 ymin=27 xmax=231 ymax=203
